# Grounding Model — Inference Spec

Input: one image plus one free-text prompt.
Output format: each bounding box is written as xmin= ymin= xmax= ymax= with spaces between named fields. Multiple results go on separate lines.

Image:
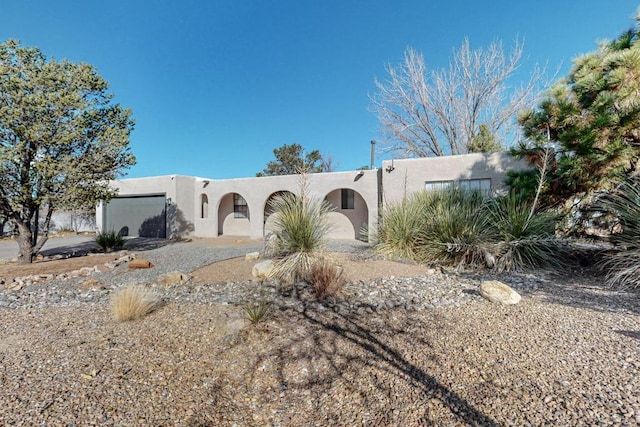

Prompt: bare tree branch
xmin=370 ymin=38 xmax=547 ymax=157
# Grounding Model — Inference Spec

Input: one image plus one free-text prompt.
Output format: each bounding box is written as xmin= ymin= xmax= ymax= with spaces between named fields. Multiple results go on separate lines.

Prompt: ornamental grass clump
xmin=267 ymin=191 xmax=333 ymax=285
xmin=111 ymin=285 xmax=161 ymax=322
xmin=308 ymin=257 xmax=345 ymax=300
xmin=594 ymin=178 xmax=640 ymax=288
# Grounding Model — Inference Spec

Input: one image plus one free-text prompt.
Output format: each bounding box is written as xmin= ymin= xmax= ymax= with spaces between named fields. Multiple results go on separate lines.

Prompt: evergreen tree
xmin=510 ymin=17 xmax=640 ymax=211
xmin=0 ymin=40 xmax=135 ymax=263
xmin=257 ymin=143 xmax=332 ymax=176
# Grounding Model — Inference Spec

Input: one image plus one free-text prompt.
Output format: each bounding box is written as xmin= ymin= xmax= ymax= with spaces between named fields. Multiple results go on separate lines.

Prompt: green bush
xmin=267 ymin=192 xmax=333 ymax=284
xmin=96 ymin=230 xmax=125 ymax=252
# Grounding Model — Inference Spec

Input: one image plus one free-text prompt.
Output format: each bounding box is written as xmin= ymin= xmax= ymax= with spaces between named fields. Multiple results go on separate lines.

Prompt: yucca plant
xmin=489 ymin=191 xmax=562 ymax=272
xmin=242 ymin=297 xmax=272 ymax=324
xmin=96 ymin=230 xmax=125 ymax=252
xmin=594 ymin=178 xmax=640 ymax=288
xmin=414 ymin=188 xmax=496 ymax=268
xmin=376 ymin=193 xmax=430 ymax=261
xmin=267 ymin=191 xmax=334 ymax=284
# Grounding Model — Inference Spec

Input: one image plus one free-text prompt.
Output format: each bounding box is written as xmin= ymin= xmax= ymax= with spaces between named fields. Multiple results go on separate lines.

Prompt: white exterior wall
xmin=102 ymin=153 xmax=528 ymax=241
xmin=193 ymin=169 xmax=379 ymax=240
xmin=380 ymin=152 xmax=528 ymax=205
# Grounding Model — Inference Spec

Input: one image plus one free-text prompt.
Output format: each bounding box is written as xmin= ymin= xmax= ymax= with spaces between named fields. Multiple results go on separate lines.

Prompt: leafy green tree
xmin=512 ymin=18 xmax=640 ymax=211
xmin=467 ymin=124 xmax=502 ymax=153
xmin=0 ymin=40 xmax=135 ymax=263
xmin=256 ymin=143 xmax=333 ymax=177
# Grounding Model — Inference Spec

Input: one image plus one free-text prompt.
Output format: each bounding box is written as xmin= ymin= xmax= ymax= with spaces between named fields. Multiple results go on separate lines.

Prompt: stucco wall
xmin=103 ymin=153 xmax=526 ymax=241
xmin=380 ymin=152 xmax=528 ymax=205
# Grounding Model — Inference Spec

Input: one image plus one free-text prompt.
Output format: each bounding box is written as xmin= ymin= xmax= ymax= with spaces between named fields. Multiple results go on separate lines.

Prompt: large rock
xmin=479 ymin=280 xmax=521 ymax=305
xmin=252 ymin=260 xmax=274 ymax=279
xmin=262 ymin=233 xmax=281 ymax=258
xmin=245 ymin=251 xmax=261 ymax=260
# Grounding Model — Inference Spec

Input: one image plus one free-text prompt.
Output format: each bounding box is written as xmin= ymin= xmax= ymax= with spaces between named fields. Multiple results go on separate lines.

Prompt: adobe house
xmin=96 ymin=152 xmax=527 ymax=241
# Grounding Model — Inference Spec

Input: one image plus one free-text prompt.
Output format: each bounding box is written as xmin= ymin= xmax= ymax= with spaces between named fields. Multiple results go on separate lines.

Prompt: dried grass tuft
xmin=112 ymin=285 xmax=161 ymax=322
xmin=308 ymin=257 xmax=345 ymax=300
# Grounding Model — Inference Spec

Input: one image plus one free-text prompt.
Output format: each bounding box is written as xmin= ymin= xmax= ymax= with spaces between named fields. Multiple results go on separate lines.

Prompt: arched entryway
xmin=263 ymin=190 xmax=295 ymax=235
xmin=324 ymin=188 xmax=369 ymax=240
xmin=217 ymin=192 xmax=250 ymax=236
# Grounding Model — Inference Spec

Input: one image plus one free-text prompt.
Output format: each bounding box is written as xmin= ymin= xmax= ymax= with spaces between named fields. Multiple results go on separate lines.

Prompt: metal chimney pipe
xmin=370 ymin=140 xmax=376 ymax=169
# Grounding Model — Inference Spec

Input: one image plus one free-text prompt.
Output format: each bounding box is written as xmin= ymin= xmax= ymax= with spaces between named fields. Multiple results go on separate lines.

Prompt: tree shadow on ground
xmin=38 ymin=237 xmax=171 ymax=258
xmin=190 ymin=298 xmax=500 ymax=426
xmin=532 ymin=271 xmax=640 ymax=316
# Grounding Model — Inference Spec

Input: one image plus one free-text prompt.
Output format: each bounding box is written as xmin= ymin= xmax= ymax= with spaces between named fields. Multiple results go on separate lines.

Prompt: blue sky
xmin=1 ymin=1 xmax=637 ymax=179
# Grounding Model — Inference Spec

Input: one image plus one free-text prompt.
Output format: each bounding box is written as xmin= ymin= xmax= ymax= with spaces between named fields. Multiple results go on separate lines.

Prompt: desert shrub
xmin=489 ymin=191 xmax=563 ymax=272
xmin=377 ymin=187 xmax=564 ymax=271
xmin=308 ymin=257 xmax=345 ymax=299
xmin=593 ymin=178 xmax=640 ymax=288
xmin=242 ymin=295 xmax=272 ymax=324
xmin=96 ymin=230 xmax=124 ymax=252
xmin=268 ymin=192 xmax=333 ymax=284
xmin=111 ymin=285 xmax=161 ymax=321
xmin=376 ymin=193 xmax=430 ymax=261
xmin=413 ymin=188 xmax=495 ymax=268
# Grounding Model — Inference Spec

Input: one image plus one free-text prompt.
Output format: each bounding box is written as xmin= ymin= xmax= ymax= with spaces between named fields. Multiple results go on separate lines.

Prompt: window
xmin=459 ymin=178 xmax=491 ymax=194
xmin=234 ymin=194 xmax=248 ymax=218
xmin=425 ymin=180 xmax=454 ymax=192
xmin=200 ymin=194 xmax=208 ymax=219
xmin=341 ymin=189 xmax=354 ymax=209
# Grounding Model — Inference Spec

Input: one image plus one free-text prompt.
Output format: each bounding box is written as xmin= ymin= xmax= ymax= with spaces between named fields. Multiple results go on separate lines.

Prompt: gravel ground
xmin=1 ymin=240 xmax=639 ymax=425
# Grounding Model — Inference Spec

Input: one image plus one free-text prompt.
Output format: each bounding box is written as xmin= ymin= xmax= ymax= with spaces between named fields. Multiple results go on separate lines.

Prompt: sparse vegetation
xmin=96 ymin=230 xmax=125 ymax=252
xmin=308 ymin=257 xmax=345 ymax=299
xmin=111 ymin=285 xmax=161 ymax=322
xmin=242 ymin=296 xmax=272 ymax=324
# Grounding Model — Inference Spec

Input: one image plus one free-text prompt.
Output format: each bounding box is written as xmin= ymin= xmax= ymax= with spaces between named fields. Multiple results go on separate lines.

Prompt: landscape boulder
xmin=157 ymin=271 xmax=191 ymax=286
xmin=479 ymin=280 xmax=521 ymax=305
xmin=262 ymin=233 xmax=281 ymax=258
xmin=245 ymin=251 xmax=261 ymax=260
xmin=252 ymin=260 xmax=274 ymax=279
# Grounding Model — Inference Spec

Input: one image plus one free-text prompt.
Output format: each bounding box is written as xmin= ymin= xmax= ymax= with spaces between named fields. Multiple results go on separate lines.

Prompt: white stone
xmin=245 ymin=251 xmax=261 ymax=260
xmin=479 ymin=280 xmax=521 ymax=305
xmin=252 ymin=260 xmax=274 ymax=279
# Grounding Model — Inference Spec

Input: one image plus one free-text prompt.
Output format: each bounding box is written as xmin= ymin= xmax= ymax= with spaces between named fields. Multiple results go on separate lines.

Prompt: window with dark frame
xmin=341 ymin=189 xmax=354 ymax=209
xmin=459 ymin=178 xmax=491 ymax=194
xmin=424 ymin=180 xmax=454 ymax=191
xmin=234 ymin=193 xmax=248 ymax=218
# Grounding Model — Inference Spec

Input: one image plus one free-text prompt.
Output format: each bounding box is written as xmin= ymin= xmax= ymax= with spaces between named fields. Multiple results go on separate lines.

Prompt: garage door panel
xmin=104 ymin=195 xmax=166 ymax=238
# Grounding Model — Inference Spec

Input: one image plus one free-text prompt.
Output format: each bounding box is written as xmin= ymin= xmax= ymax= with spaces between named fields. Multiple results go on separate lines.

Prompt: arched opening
xmin=263 ymin=190 xmax=295 ymax=234
xmin=200 ymin=194 xmax=209 ymax=219
xmin=324 ymin=188 xmax=369 ymax=240
xmin=217 ymin=192 xmax=250 ymax=236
